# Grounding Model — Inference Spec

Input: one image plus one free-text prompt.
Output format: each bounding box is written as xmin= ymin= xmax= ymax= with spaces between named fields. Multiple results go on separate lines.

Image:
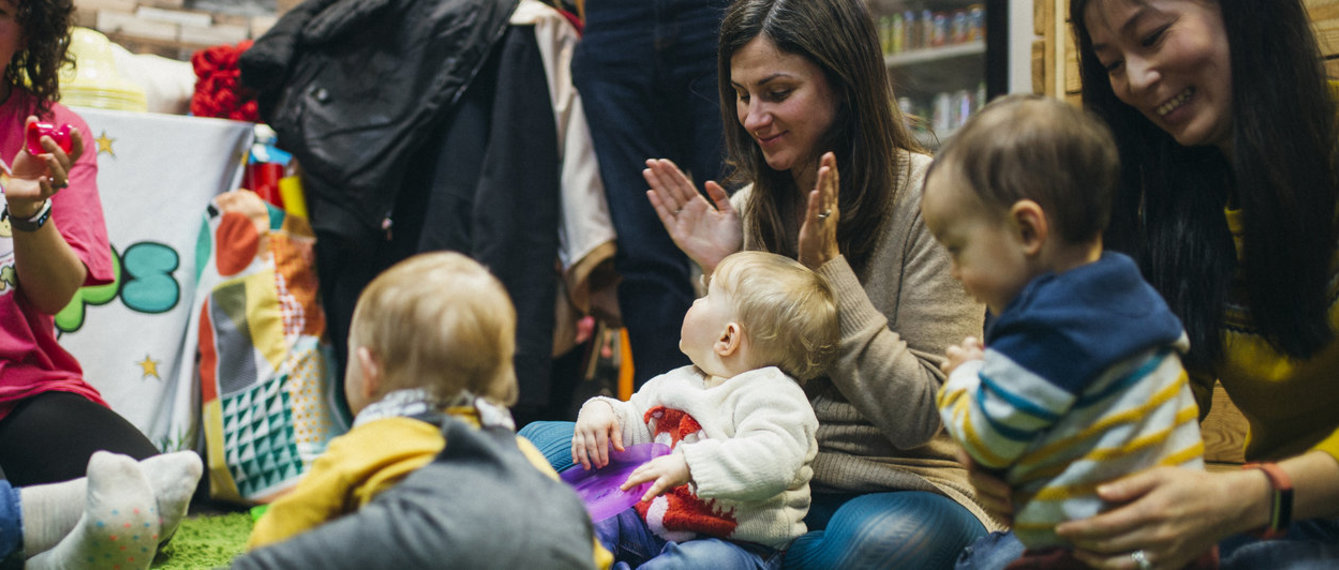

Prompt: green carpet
xmin=151 ymin=512 xmax=253 ymax=569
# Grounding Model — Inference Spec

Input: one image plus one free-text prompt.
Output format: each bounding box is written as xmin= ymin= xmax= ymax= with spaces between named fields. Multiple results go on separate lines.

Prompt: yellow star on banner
xmin=94 ymin=131 xmax=115 ymax=158
xmin=137 ymin=354 xmax=160 ymax=380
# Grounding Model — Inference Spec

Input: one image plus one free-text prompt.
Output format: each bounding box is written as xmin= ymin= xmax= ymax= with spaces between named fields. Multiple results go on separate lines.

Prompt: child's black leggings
xmin=0 ymin=391 xmax=159 ymax=485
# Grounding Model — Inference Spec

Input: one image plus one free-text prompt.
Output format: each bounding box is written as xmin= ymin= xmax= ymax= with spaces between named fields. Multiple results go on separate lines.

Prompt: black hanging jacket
xmin=239 ymin=0 xmax=565 ymax=409
xmin=239 ymin=0 xmax=521 ymax=243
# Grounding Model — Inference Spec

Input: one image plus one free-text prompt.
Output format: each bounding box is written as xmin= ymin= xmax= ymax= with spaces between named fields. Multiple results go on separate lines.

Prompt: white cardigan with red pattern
xmin=594 ymin=365 xmax=818 ymax=549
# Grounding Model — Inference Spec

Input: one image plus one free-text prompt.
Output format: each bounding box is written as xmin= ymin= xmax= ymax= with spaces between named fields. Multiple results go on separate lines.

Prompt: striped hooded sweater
xmin=938 ymin=252 xmax=1205 ymax=548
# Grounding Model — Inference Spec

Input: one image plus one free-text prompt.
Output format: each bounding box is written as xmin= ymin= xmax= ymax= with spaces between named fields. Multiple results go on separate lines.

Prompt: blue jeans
xmin=785 ymin=492 xmax=988 ymax=569
xmin=956 ymin=519 xmax=1339 ymax=570
xmin=519 ymin=421 xmax=989 ymax=569
xmin=518 ymin=420 xmax=581 ymax=473
xmin=0 ymin=481 xmax=19 ymax=568
xmin=597 ymin=508 xmax=781 ymax=570
xmin=573 ymin=0 xmax=730 ymax=386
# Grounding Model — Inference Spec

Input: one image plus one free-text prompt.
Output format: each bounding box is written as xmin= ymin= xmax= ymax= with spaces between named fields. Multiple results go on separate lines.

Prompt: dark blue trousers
xmin=573 ymin=0 xmax=731 ymax=386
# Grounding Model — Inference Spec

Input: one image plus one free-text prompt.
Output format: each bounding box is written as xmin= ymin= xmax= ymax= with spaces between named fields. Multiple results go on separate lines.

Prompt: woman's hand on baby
xmin=941 ymin=336 xmax=985 ymax=376
xmin=1058 ymin=466 xmax=1242 ymax=569
xmin=798 ymin=152 xmax=841 ymax=270
xmin=622 ymin=450 xmax=691 ymax=503
xmin=572 ymin=400 xmax=624 ymax=470
xmin=3 ymin=116 xmax=83 ymax=216
xmin=644 ymin=158 xmax=742 ymax=274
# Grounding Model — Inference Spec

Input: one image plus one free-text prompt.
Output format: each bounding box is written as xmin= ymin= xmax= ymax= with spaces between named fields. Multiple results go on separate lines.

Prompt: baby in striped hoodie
xmin=922 ymin=95 xmax=1212 ymax=568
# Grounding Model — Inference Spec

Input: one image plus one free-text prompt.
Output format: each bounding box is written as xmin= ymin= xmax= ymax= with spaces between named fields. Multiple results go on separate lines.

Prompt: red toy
xmin=25 ymin=121 xmax=74 ymax=156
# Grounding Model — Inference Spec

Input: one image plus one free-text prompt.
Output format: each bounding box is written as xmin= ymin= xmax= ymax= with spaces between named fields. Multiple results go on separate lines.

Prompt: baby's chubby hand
xmin=572 ymin=400 xmax=624 ymax=470
xmin=621 ymin=450 xmax=691 ymax=503
xmin=941 ymin=336 xmax=985 ymax=376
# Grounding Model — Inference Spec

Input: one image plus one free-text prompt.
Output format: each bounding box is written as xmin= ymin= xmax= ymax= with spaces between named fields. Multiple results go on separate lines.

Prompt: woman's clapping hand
xmin=644 ymin=158 xmax=742 ymax=275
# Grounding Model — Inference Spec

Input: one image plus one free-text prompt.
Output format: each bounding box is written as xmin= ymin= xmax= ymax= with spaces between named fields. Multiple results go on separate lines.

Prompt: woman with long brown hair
xmin=641 ymin=0 xmax=999 ymax=565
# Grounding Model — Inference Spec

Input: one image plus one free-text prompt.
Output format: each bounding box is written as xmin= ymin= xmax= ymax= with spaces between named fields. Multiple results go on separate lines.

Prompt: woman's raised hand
xmin=798 ymin=152 xmax=841 ymax=269
xmin=644 ymin=158 xmax=742 ymax=274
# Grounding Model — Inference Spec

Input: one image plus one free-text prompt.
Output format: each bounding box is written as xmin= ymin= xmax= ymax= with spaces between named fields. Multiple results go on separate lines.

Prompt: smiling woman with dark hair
xmin=956 ymin=1 xmax=1339 ymax=568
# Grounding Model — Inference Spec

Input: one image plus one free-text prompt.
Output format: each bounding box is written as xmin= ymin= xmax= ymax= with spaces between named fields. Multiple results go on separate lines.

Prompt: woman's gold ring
xmin=1130 ymin=550 xmax=1152 ymax=570
xmin=817 ymin=209 xmax=831 ymax=220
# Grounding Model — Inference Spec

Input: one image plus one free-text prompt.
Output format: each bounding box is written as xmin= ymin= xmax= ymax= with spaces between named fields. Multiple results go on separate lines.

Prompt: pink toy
xmin=559 ymin=442 xmax=671 ymax=522
xmin=25 ymin=122 xmax=73 ymax=156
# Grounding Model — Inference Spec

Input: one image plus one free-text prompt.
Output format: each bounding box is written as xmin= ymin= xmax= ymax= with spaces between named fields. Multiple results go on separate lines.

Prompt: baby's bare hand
xmin=622 ymin=452 xmax=691 ymax=502
xmin=941 ymin=336 xmax=985 ymax=375
xmin=572 ymin=401 xmax=623 ymax=470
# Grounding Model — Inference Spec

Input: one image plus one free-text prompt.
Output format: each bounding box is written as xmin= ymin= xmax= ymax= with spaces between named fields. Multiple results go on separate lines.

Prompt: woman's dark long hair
xmin=1071 ymin=0 xmax=1337 ymax=370
xmin=717 ymin=0 xmax=924 ymax=274
xmin=10 ymin=0 xmax=75 ymax=116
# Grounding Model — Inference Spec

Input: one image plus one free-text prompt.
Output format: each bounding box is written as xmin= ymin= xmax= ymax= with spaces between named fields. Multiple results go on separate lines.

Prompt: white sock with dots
xmin=26 ymin=452 xmax=159 ymax=570
xmin=19 ymin=451 xmax=202 ymax=556
xmin=138 ymin=451 xmax=202 ymax=542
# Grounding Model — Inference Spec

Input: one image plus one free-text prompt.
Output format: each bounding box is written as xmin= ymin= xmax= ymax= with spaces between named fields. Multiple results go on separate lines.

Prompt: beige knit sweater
xmin=732 ymin=150 xmax=1001 ymax=530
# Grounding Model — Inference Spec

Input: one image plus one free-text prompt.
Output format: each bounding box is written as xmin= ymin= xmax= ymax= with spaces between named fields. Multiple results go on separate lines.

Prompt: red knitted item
xmin=190 ymin=40 xmax=259 ymax=122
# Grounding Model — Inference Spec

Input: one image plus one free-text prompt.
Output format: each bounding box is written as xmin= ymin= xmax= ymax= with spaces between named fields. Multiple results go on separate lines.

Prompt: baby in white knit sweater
xmin=572 ymin=251 xmax=839 ymax=567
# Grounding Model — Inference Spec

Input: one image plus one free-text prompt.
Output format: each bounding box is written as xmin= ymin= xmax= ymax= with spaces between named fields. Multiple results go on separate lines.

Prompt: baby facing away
xmin=241 ymin=251 xmax=608 ymax=569
xmin=572 ymin=251 xmax=840 ymax=568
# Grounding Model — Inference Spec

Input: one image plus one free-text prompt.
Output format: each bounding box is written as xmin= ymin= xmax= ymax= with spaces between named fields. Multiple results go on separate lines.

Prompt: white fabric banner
xmin=56 ymin=108 xmax=253 ymax=451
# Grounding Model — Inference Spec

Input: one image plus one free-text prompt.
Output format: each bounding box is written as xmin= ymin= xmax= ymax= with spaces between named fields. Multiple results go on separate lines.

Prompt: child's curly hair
xmin=9 ymin=0 xmax=75 ymax=117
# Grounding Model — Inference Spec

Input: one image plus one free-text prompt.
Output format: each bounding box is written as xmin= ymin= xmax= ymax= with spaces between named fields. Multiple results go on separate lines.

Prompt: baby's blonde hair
xmin=349 ymin=252 xmax=518 ymax=405
xmin=711 ymin=251 xmax=839 ymax=381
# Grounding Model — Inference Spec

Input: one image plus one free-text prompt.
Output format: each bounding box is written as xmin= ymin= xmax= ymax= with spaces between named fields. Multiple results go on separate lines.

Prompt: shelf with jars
xmin=871 ymin=0 xmax=990 ymax=148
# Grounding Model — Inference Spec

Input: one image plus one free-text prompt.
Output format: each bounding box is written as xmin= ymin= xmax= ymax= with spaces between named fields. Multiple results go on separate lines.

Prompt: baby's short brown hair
xmin=929 ymin=94 xmax=1120 ymax=244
